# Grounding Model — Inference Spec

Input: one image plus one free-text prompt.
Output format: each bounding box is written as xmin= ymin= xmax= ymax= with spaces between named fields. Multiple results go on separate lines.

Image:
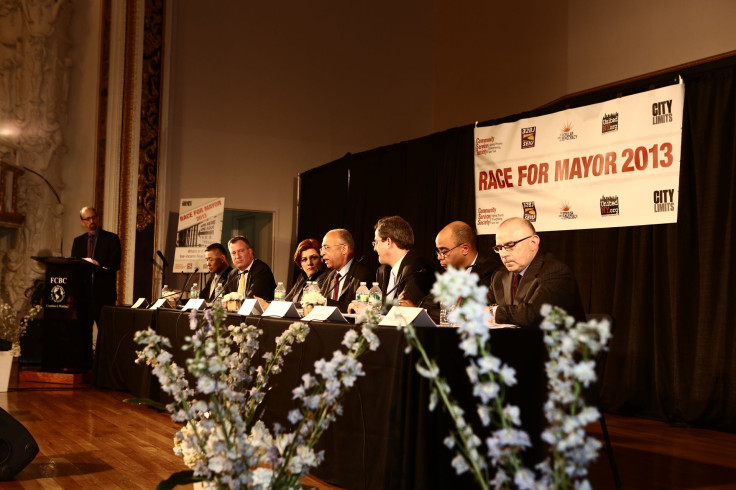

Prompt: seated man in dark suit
xmin=320 ymin=228 xmax=373 ymax=312
xmin=417 ymin=220 xmax=499 ymax=321
xmin=488 ymin=217 xmax=586 ymax=328
xmin=202 ymin=243 xmax=232 ymax=302
xmin=226 ymin=236 xmax=276 ymax=301
xmin=371 ymin=215 xmax=434 ymax=307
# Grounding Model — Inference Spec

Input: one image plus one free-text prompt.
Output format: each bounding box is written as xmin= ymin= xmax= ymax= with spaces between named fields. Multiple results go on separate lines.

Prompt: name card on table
xmin=379 ymin=307 xmax=437 ymax=327
xmin=149 ymin=298 xmax=173 ymax=310
xmin=182 ymin=298 xmax=206 ymax=311
xmin=301 ymin=306 xmax=348 ymax=323
xmin=262 ymin=301 xmax=301 ymax=319
xmin=238 ymin=299 xmax=263 ymax=316
xmin=131 ymin=298 xmax=149 ymax=309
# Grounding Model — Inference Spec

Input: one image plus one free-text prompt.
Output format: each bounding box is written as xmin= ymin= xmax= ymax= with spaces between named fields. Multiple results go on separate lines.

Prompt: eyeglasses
xmin=81 ymin=215 xmax=97 ymax=221
xmin=320 ymin=243 xmax=344 ymax=252
xmin=435 ymin=243 xmax=465 ymax=258
xmin=371 ymin=239 xmax=386 ymax=248
xmin=301 ymin=255 xmax=320 ymax=262
xmin=492 ymin=235 xmax=533 ymax=253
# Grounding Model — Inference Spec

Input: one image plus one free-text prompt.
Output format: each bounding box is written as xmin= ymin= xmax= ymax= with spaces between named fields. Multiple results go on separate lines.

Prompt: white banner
xmin=474 ymin=83 xmax=685 ymax=234
xmin=173 ymin=197 xmax=225 ymax=273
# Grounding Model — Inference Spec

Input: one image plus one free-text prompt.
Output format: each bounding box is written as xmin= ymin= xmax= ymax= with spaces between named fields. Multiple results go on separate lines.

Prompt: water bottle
xmin=190 ymin=282 xmax=199 ymax=299
xmin=356 ymin=282 xmax=370 ymax=303
xmin=369 ymin=282 xmax=381 ymax=303
xmin=274 ymin=281 xmax=286 ymax=300
xmin=213 ymin=282 xmax=224 ymax=304
xmin=161 ymin=284 xmax=171 ymax=299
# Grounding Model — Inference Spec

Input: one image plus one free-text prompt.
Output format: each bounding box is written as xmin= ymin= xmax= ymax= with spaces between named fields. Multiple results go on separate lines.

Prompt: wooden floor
xmin=2 ymin=376 xmax=736 ymax=489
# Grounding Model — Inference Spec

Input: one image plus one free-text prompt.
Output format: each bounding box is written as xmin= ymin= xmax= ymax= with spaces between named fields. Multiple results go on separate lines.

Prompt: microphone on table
xmin=178 ymin=267 xmax=199 ymax=305
xmin=384 ymin=267 xmax=427 ymax=300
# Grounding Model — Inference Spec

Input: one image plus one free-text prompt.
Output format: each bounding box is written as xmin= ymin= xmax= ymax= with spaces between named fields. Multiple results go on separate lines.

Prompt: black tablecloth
xmin=94 ymin=306 xmax=546 ymax=489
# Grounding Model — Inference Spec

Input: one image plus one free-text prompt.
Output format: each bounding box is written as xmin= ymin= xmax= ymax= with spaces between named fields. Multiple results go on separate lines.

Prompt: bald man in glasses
xmin=487 ymin=217 xmax=585 ymax=328
xmin=71 ymin=206 xmax=121 ymax=321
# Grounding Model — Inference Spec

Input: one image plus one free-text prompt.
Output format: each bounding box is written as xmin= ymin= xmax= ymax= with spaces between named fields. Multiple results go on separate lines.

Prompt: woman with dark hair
xmin=284 ymin=238 xmax=328 ymax=302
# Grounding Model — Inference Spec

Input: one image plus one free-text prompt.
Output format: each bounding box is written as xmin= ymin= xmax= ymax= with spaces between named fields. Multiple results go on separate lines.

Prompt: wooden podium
xmin=28 ymin=257 xmax=96 ymax=381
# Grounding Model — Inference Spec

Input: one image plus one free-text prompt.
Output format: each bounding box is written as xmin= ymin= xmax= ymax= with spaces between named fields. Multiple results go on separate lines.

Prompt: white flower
xmin=450 ymin=454 xmax=469 ymax=474
xmin=514 ymin=468 xmax=536 ymax=489
xmin=197 ymin=376 xmax=216 ymax=394
xmin=572 ymin=360 xmax=597 ymax=387
xmin=251 ymin=467 xmax=273 ymax=487
xmin=498 ymin=364 xmax=517 ymax=386
xmin=341 ymin=329 xmax=359 ymax=348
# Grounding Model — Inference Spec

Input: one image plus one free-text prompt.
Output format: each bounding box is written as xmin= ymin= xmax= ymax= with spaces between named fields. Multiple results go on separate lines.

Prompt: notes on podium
xmin=238 ymin=299 xmax=263 ymax=316
xmin=261 ymin=301 xmax=301 ymax=319
xmin=379 ymin=306 xmax=437 ymax=327
xmin=301 ymin=306 xmax=348 ymax=323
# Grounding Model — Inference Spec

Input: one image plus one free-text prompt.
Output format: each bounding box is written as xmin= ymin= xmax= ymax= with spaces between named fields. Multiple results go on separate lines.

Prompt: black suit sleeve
xmin=247 ymin=260 xmax=277 ymax=301
xmin=492 ymin=253 xmax=585 ymax=328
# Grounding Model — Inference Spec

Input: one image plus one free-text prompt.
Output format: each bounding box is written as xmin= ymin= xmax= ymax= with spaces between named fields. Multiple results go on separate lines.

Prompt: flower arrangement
xmin=300 ymin=290 xmax=326 ymax=316
xmin=221 ymin=292 xmax=244 ymax=312
xmin=300 ymin=291 xmax=325 ymax=306
xmin=401 ymin=266 xmax=611 ymax=489
xmin=135 ymin=301 xmax=379 ymax=488
xmin=0 ymin=302 xmax=42 ymax=356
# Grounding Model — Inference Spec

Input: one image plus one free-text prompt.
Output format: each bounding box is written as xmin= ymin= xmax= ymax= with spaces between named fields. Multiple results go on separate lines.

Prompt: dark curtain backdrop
xmin=298 ymin=57 xmax=736 ymax=431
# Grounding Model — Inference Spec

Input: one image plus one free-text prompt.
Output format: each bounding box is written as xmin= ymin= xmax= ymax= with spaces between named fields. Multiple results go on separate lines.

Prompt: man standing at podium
xmin=71 ymin=206 xmax=121 ymax=321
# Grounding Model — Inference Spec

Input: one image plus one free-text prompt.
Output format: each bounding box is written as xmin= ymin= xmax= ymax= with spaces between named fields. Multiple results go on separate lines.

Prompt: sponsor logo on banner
xmin=652 ymin=100 xmax=673 ymax=125
xmin=475 ymin=136 xmax=503 ymax=156
xmin=521 ymin=127 xmax=536 ymax=149
xmin=477 ymin=207 xmax=504 ymax=227
xmin=559 ymin=202 xmax=578 ymax=220
xmin=558 ymin=122 xmax=578 ymax=142
xmin=653 ymin=188 xmax=675 ymax=212
xmin=602 ymin=113 xmax=618 ymax=134
xmin=600 ymin=195 xmax=620 ymax=216
xmin=522 ymin=201 xmax=537 ymax=221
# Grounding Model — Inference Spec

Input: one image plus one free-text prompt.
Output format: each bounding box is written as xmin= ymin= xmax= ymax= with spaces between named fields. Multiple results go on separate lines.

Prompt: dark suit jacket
xmin=285 ymin=266 xmax=328 ymax=303
xmin=71 ymin=228 xmax=121 ymax=306
xmin=488 ymin=251 xmax=586 ymax=328
xmin=419 ymin=252 xmax=498 ymax=322
xmin=376 ymin=250 xmax=435 ymax=306
xmin=320 ymin=259 xmax=373 ymax=312
xmin=202 ymin=265 xmax=233 ymax=302
xmin=225 ymin=259 xmax=277 ymax=301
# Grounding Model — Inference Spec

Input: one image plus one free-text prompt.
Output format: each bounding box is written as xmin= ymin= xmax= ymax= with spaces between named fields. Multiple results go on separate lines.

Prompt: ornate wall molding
xmin=0 ymin=0 xmax=71 ymax=310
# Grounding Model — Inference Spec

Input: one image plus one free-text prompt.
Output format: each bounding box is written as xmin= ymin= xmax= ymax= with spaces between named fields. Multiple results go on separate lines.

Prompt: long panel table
xmin=94 ymin=306 xmax=547 ymax=489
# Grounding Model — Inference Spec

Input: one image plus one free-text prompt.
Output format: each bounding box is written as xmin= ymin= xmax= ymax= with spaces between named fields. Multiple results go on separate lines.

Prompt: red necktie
xmin=332 ymin=273 xmax=341 ymax=300
xmin=511 ymin=273 xmax=520 ymax=302
xmin=87 ymin=234 xmax=94 ymax=258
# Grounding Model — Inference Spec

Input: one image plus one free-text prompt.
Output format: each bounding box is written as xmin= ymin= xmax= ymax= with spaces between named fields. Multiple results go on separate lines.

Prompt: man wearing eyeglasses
xmin=71 ymin=206 xmax=121 ymax=320
xmin=415 ymin=221 xmax=498 ymax=319
xmin=320 ymin=228 xmax=373 ymax=312
xmin=488 ymin=217 xmax=585 ymax=328
xmin=371 ymin=216 xmax=434 ymax=307
xmin=434 ymin=221 xmax=496 ymax=281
